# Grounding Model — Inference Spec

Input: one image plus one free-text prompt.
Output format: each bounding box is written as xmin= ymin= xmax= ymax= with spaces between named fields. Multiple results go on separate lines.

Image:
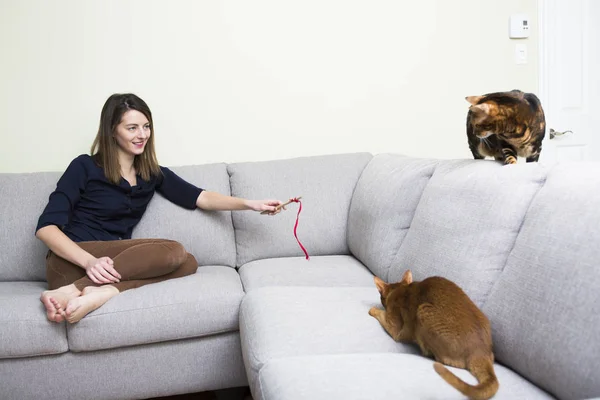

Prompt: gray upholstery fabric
xmin=259 ymin=353 xmax=554 ymax=400
xmin=0 ymin=171 xmax=62 ymax=281
xmin=228 ymin=153 xmax=372 ymax=266
xmin=4 ymin=154 xmax=600 ymax=400
xmin=67 ymin=266 xmax=243 ymax=352
xmin=238 ymin=255 xmax=374 ymax=292
xmin=0 ymin=332 xmax=247 ymax=400
xmin=239 ymin=286 xmax=420 ymax=395
xmin=133 ymin=163 xmax=236 ymax=267
xmin=483 ymin=163 xmax=600 ymax=400
xmin=0 ymin=281 xmax=68 ymax=359
xmin=389 ymin=160 xmax=548 ymax=307
xmin=0 ymin=163 xmax=236 ymax=282
xmin=347 ymin=154 xmax=438 ymax=280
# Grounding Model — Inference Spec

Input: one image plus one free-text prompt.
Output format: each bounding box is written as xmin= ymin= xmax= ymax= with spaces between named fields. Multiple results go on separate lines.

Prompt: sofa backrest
xmin=349 ymin=154 xmax=549 ymax=307
xmin=0 ymin=171 xmax=63 ymax=281
xmin=482 ymin=162 xmax=600 ymax=400
xmin=228 ymin=153 xmax=372 ymax=267
xmin=387 ymin=158 xmax=548 ymax=307
xmin=132 ymin=163 xmax=236 ymax=268
xmin=347 ymin=154 xmax=439 ymax=281
xmin=0 ymin=162 xmax=237 ymax=282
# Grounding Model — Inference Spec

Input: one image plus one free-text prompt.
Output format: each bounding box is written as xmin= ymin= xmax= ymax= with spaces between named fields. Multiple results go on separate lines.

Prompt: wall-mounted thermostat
xmin=509 ymin=14 xmax=530 ymax=39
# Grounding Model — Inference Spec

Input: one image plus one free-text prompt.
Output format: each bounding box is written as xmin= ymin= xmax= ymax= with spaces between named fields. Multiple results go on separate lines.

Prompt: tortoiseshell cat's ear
xmin=401 ymin=270 xmax=413 ymax=285
xmin=470 ymin=103 xmax=492 ymax=113
xmin=466 ymin=95 xmax=483 ymax=105
xmin=374 ymin=276 xmax=387 ymax=294
xmin=469 ymin=103 xmax=493 ymax=124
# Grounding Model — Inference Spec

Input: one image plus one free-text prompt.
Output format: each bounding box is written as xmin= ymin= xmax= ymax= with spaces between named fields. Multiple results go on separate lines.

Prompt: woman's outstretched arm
xmin=195 ymin=191 xmax=282 ymax=213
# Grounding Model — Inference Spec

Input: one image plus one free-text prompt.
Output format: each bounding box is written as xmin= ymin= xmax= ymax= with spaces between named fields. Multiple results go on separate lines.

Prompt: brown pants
xmin=46 ymin=239 xmax=198 ymax=292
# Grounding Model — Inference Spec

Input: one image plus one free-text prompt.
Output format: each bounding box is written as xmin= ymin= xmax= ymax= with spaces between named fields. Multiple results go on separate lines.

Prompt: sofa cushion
xmin=483 ymin=163 xmax=600 ymax=400
xmin=133 ymin=163 xmax=236 ymax=267
xmin=348 ymin=154 xmax=438 ymax=280
xmin=238 ymin=255 xmax=374 ymax=292
xmin=67 ymin=266 xmax=243 ymax=352
xmin=258 ymin=353 xmax=553 ymax=400
xmin=388 ymin=160 xmax=548 ymax=307
xmin=239 ymin=286 xmax=420 ymax=394
xmin=0 ymin=171 xmax=62 ymax=281
xmin=0 ymin=281 xmax=68 ymax=359
xmin=228 ymin=153 xmax=372 ymax=266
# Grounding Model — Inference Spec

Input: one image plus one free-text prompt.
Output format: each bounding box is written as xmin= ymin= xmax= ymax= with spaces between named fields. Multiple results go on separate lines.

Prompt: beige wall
xmin=0 ymin=0 xmax=538 ymax=173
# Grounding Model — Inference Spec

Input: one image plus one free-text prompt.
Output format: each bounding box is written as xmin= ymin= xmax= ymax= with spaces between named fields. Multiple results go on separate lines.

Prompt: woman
xmin=37 ymin=93 xmax=283 ymax=324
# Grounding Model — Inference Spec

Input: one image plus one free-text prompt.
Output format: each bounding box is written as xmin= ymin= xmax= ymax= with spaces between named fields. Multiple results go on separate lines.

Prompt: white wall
xmin=0 ymin=0 xmax=538 ymax=173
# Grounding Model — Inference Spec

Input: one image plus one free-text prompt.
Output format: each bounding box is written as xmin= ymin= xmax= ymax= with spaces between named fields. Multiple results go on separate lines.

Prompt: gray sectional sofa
xmin=1 ymin=152 xmax=598 ymax=400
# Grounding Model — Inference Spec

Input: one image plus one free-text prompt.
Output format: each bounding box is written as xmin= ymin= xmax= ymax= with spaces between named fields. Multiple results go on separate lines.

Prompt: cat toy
xmin=261 ymin=196 xmax=310 ymax=260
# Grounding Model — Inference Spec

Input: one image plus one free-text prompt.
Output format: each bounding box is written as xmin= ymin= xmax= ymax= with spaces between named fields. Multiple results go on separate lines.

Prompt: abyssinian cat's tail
xmin=433 ymin=357 xmax=499 ymax=400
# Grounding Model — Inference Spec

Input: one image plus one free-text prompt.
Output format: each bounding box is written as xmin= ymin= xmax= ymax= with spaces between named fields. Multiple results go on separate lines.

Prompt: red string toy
xmin=261 ymin=196 xmax=310 ymax=260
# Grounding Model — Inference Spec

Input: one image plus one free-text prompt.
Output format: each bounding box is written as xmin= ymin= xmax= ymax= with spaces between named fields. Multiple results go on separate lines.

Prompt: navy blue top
xmin=36 ymin=154 xmax=204 ymax=242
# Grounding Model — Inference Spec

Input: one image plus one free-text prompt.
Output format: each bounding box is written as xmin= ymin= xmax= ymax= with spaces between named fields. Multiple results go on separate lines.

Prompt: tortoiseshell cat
xmin=466 ymin=89 xmax=546 ymax=164
xmin=369 ymin=271 xmax=499 ymax=400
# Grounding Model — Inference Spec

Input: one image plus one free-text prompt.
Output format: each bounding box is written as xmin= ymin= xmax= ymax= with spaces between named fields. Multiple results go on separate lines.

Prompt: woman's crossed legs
xmin=41 ymin=239 xmax=198 ymax=323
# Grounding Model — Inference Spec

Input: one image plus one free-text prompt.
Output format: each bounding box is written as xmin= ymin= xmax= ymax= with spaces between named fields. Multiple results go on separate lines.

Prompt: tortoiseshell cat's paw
xmin=369 ymin=307 xmax=382 ymax=317
xmin=504 ymin=156 xmax=517 ymax=165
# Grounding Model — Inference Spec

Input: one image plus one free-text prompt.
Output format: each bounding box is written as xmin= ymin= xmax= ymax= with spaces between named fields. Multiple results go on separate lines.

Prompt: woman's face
xmin=114 ymin=110 xmax=151 ymax=157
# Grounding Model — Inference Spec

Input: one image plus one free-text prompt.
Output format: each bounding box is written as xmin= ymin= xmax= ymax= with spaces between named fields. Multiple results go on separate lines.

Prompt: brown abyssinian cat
xmin=369 ymin=271 xmax=499 ymax=400
xmin=466 ymin=89 xmax=546 ymax=165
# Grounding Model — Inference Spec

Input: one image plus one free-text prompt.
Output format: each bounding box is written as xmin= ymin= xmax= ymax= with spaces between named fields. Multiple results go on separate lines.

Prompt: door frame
xmin=537 ymin=0 xmax=593 ymax=162
xmin=537 ymin=0 xmax=548 ymax=115
xmin=537 ymin=0 xmax=553 ymax=159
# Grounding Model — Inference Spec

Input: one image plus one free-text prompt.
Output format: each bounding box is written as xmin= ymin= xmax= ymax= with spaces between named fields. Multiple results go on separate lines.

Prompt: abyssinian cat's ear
xmin=466 ymin=95 xmax=483 ymax=105
xmin=374 ymin=276 xmax=387 ymax=294
xmin=401 ymin=270 xmax=413 ymax=284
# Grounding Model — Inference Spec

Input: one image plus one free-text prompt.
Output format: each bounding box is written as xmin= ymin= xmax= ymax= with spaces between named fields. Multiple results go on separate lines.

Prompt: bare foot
xmin=65 ymin=286 xmax=119 ymax=323
xmin=40 ymin=285 xmax=81 ymax=323
xmin=50 ymin=297 xmax=67 ymax=321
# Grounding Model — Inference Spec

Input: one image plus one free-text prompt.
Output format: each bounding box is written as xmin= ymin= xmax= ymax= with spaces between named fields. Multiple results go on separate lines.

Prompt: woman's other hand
xmin=85 ymin=256 xmax=121 ymax=284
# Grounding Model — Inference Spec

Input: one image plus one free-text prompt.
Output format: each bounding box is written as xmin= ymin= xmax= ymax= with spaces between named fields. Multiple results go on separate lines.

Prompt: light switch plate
xmin=515 ymin=43 xmax=528 ymax=64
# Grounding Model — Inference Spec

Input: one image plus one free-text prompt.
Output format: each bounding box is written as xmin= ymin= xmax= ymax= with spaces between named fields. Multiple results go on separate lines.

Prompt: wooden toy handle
xmin=260 ymin=196 xmax=302 ymax=214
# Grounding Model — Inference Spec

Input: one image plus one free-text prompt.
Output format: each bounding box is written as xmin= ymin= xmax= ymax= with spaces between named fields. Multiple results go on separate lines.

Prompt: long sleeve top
xmin=36 ymin=154 xmax=203 ymax=242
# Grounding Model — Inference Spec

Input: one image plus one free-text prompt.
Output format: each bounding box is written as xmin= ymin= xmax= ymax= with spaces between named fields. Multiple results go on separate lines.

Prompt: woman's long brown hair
xmin=91 ymin=93 xmax=161 ymax=185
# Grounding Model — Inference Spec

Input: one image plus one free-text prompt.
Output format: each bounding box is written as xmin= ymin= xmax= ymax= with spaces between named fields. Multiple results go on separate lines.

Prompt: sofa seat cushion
xmin=0 ymin=282 xmax=68 ymax=359
xmin=258 ymin=353 xmax=554 ymax=400
xmin=67 ymin=266 xmax=244 ymax=352
xmin=239 ymin=287 xmax=420 ymax=393
xmin=238 ymin=255 xmax=374 ymax=292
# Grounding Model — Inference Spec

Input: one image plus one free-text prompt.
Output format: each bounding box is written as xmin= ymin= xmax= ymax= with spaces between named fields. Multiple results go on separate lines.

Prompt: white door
xmin=539 ymin=0 xmax=600 ymax=163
